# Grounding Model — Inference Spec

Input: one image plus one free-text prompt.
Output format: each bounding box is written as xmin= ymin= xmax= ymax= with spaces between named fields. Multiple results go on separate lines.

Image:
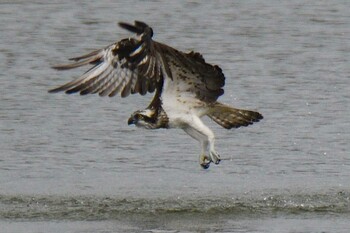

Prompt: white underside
xmin=161 ymin=74 xmax=220 ymax=165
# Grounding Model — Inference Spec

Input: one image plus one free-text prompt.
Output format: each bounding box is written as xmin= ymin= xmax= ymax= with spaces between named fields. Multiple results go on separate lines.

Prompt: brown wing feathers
xmin=49 ymin=21 xmax=225 ymax=103
xmin=49 ymin=21 xmax=160 ymax=97
xmin=181 ymin=51 xmax=225 ymax=102
xmin=51 ymin=49 xmax=103 ymax=71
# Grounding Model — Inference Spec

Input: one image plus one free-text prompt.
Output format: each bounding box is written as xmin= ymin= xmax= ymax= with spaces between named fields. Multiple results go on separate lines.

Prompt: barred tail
xmin=207 ymin=102 xmax=263 ymax=129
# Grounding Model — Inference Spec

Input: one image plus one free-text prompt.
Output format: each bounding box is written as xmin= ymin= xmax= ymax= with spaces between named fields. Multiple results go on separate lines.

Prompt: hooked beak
xmin=128 ymin=117 xmax=136 ymax=125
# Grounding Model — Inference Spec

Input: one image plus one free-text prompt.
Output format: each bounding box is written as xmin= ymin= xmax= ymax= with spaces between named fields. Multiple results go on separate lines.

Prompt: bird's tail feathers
xmin=207 ymin=102 xmax=263 ymax=129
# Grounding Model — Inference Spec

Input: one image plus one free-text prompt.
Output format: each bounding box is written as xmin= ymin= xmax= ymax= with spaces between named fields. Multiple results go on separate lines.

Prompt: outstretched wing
xmin=159 ymin=44 xmax=225 ymax=103
xmin=49 ymin=21 xmax=170 ymax=97
xmin=49 ymin=20 xmax=225 ymax=102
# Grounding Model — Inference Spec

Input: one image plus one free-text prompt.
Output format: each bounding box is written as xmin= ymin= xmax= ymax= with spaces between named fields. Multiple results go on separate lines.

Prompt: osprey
xmin=49 ymin=21 xmax=263 ymax=169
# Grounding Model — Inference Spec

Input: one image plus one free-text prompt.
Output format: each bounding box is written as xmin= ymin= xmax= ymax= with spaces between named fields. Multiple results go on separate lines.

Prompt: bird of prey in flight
xmin=49 ymin=21 xmax=263 ymax=169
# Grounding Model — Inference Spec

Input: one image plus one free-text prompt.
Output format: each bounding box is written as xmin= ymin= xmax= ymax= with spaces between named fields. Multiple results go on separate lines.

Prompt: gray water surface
xmin=1 ymin=1 xmax=349 ymax=232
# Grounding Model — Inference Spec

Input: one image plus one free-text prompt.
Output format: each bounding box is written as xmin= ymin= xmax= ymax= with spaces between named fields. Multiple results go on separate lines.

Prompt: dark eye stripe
xmin=143 ymin=115 xmax=156 ymax=123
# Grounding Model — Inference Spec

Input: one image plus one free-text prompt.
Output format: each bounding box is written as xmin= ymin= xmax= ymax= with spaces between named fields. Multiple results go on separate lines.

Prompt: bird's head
xmin=128 ymin=109 xmax=157 ymax=129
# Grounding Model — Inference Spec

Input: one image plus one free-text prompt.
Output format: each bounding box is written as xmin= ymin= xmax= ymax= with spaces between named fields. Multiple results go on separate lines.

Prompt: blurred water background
xmin=0 ymin=0 xmax=349 ymax=232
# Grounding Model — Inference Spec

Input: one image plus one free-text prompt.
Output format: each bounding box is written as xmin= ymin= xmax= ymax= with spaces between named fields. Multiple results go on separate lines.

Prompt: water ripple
xmin=1 ymin=191 xmax=349 ymax=220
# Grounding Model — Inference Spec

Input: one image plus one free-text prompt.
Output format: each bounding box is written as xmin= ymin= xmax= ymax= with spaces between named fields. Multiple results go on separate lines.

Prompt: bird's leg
xmin=208 ymin=138 xmax=221 ymax=165
xmin=199 ymin=140 xmax=211 ymax=169
xmin=182 ymin=116 xmax=221 ymax=168
xmin=183 ymin=125 xmax=211 ymax=169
